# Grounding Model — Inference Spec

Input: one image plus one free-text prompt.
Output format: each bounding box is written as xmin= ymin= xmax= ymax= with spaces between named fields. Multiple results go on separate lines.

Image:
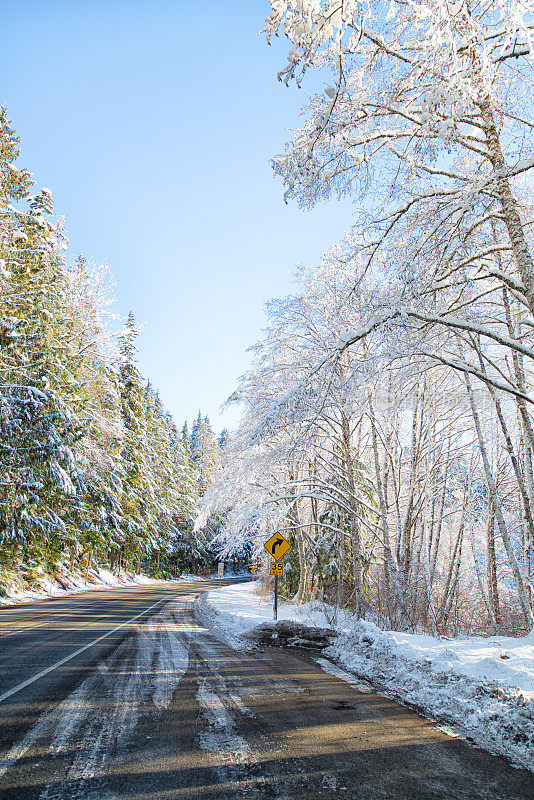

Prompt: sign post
xmin=217 ymin=562 xmax=224 ymax=584
xmin=269 ymin=561 xmax=284 ymax=620
xmin=264 ymin=533 xmax=291 ymax=621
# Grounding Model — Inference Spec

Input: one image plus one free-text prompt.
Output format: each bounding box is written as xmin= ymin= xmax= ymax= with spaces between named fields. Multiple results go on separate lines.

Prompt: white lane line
xmin=0 ymin=600 xmax=193 ymax=785
xmin=0 ymin=597 xmax=166 ymax=705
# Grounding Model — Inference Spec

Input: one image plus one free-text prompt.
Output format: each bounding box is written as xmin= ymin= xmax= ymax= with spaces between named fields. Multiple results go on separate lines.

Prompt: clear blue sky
xmin=2 ymin=0 xmax=354 ymax=432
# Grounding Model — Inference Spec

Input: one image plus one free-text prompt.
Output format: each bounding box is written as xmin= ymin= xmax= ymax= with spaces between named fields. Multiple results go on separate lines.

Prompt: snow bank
xmin=199 ymin=581 xmax=534 ymax=771
xmin=197 ymin=581 xmax=351 ymax=648
xmin=0 ymin=567 xmax=209 ymax=606
xmin=329 ymin=620 xmax=534 ymax=771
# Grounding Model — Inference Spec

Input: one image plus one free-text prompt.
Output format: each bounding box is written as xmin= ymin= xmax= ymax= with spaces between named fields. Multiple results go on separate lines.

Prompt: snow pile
xmin=328 ymin=620 xmax=534 ymax=771
xmin=200 ymin=581 xmax=534 ymax=771
xmin=0 ymin=567 xmax=208 ymax=605
xmin=196 ymin=581 xmax=351 ymax=649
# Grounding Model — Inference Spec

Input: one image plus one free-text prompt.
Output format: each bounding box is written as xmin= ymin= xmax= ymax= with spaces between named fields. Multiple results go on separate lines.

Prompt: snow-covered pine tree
xmin=0 ymin=109 xmax=203 ymax=590
xmin=181 ymin=421 xmax=191 ymax=458
xmin=167 ymin=410 xmax=198 ymax=536
xmin=190 ymin=412 xmax=220 ymax=496
xmin=0 ymin=109 xmax=84 ymax=577
xmin=218 ymin=428 xmax=229 ymax=451
xmin=61 ymin=256 xmax=124 ymax=569
xmin=117 ymin=311 xmax=153 ymax=563
xmin=144 ymin=388 xmax=198 ymax=571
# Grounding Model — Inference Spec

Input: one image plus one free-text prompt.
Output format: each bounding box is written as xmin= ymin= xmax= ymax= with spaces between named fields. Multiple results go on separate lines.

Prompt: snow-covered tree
xmin=0 ymin=114 xmax=84 ymax=574
xmin=0 ymin=108 xmax=205 ymax=590
xmin=190 ymin=411 xmax=220 ymax=496
xmin=239 ymin=1 xmax=534 ymax=631
xmin=116 ymin=311 xmax=154 ymax=558
xmin=203 ymin=239 xmax=534 ymax=632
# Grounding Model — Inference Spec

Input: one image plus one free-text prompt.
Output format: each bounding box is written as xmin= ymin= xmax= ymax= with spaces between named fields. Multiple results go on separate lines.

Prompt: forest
xmin=0 ymin=108 xmax=224 ymax=593
xmin=200 ymin=0 xmax=534 ymax=636
xmin=3 ymin=0 xmax=534 ymax=639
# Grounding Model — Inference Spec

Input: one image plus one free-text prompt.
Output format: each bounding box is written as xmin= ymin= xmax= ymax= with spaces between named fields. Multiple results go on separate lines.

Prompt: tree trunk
xmin=369 ymin=400 xmax=407 ymax=626
xmin=486 ymin=504 xmax=501 ymax=628
xmin=480 ymin=99 xmax=534 ymax=313
xmin=341 ymin=412 xmax=364 ymax=617
xmin=466 ymin=373 xmax=533 ymax=628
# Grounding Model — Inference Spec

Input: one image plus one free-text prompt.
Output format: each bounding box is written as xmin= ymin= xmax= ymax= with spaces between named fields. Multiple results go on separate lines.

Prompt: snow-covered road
xmin=0 ymin=582 xmax=532 ymax=799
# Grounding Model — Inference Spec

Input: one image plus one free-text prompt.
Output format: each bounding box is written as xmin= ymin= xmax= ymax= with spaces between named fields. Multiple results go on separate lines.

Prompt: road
xmin=0 ymin=581 xmax=532 ymax=800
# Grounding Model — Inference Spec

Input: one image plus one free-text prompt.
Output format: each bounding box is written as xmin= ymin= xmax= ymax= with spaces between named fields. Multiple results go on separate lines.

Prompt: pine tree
xmin=190 ymin=412 xmax=219 ymax=496
xmin=144 ymin=389 xmax=198 ymax=565
xmin=0 ymin=110 xmax=84 ymax=575
xmin=181 ymin=421 xmax=192 ymax=458
xmin=117 ymin=311 xmax=153 ymax=560
xmin=0 ymin=107 xmax=203 ymax=589
xmin=62 ymin=255 xmax=123 ymax=565
xmin=218 ymin=428 xmax=229 ymax=450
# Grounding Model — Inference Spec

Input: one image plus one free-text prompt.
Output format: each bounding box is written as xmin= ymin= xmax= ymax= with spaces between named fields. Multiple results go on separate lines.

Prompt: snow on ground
xmin=195 ymin=580 xmax=351 ymax=649
xmin=199 ymin=581 xmax=534 ymax=772
xmin=329 ymin=619 xmax=534 ymax=771
xmin=0 ymin=567 xmax=210 ymax=606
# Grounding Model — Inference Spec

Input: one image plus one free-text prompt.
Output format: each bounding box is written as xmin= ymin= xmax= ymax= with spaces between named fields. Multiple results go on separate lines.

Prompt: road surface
xmin=0 ymin=581 xmax=532 ymax=799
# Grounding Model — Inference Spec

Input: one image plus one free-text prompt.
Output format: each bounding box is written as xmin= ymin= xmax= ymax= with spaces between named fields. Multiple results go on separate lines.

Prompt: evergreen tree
xmin=181 ymin=421 xmax=191 ymax=458
xmin=218 ymin=428 xmax=229 ymax=450
xmin=63 ymin=256 xmax=124 ymax=564
xmin=117 ymin=311 xmax=153 ymax=559
xmin=190 ymin=412 xmax=219 ymax=496
xmin=0 ymin=110 xmax=84 ymax=574
xmin=144 ymin=390 xmax=197 ymax=560
xmin=0 ymin=107 xmax=204 ymax=590
xmin=190 ymin=411 xmax=203 ymax=463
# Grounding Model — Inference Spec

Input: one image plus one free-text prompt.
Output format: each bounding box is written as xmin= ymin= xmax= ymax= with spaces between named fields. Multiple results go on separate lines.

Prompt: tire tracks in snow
xmin=191 ymin=634 xmax=308 ymax=799
xmin=0 ymin=600 xmax=192 ymax=799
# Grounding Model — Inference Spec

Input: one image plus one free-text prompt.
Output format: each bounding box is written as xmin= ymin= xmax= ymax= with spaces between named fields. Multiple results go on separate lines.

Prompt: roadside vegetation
xmin=201 ymin=0 xmax=534 ymax=637
xmin=0 ymin=111 xmax=224 ymax=595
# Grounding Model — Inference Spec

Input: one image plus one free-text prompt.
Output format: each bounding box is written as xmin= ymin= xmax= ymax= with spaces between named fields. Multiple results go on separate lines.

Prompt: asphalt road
xmin=0 ymin=581 xmax=532 ymax=800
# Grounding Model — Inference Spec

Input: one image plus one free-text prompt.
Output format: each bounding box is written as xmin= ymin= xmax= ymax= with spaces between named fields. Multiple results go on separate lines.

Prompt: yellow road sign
xmin=264 ymin=532 xmax=291 ymax=561
xmin=270 ymin=561 xmax=283 ymax=576
xmin=249 ymin=564 xmax=258 ymax=573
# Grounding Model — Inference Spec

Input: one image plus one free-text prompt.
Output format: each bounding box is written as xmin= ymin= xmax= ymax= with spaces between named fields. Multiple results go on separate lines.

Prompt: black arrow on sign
xmin=271 ymin=537 xmax=284 ymax=556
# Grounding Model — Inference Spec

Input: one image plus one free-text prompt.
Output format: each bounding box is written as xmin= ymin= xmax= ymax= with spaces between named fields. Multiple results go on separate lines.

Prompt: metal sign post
xmin=269 ymin=561 xmax=284 ymax=620
xmin=264 ymin=534 xmax=291 ymax=621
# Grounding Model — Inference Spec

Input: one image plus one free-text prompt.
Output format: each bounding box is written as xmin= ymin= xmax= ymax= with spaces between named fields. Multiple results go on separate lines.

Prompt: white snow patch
xmin=196 ymin=580 xmax=350 ymax=650
xmin=200 ymin=582 xmax=534 ymax=772
xmin=328 ymin=620 xmax=534 ymax=771
xmin=196 ymin=678 xmax=251 ymax=761
xmin=0 ymin=568 xmax=210 ymax=606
